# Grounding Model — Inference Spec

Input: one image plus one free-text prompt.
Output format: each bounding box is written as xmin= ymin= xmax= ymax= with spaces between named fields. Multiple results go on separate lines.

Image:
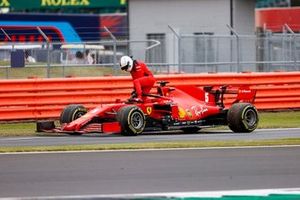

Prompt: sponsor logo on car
xmin=146 ymin=107 xmax=152 ymax=115
xmin=191 ymin=105 xmax=208 ymax=117
xmin=178 ymin=107 xmax=186 ymax=118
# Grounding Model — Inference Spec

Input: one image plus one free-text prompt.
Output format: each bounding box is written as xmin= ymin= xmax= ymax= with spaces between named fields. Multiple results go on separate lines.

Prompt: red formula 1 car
xmin=38 ymin=81 xmax=259 ymax=136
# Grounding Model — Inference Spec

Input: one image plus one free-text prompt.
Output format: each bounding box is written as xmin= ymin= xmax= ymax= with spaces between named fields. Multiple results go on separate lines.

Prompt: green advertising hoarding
xmin=0 ymin=0 xmax=126 ymax=9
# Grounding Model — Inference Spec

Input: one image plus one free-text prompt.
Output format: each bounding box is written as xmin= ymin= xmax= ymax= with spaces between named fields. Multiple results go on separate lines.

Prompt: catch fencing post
xmin=284 ymin=24 xmax=297 ymax=70
xmin=227 ymin=24 xmax=241 ymax=72
xmin=37 ymin=27 xmax=51 ymax=78
xmin=168 ymin=25 xmax=182 ymax=73
xmin=1 ymin=28 xmax=11 ymax=78
xmin=1 ymin=27 xmax=11 ymax=44
xmin=145 ymin=39 xmax=161 ymax=71
xmin=104 ymin=26 xmax=117 ymax=75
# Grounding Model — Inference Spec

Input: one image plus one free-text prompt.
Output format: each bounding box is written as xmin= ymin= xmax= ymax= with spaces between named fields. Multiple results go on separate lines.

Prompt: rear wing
xmin=203 ymin=85 xmax=256 ymax=107
xmin=234 ymin=86 xmax=256 ymax=104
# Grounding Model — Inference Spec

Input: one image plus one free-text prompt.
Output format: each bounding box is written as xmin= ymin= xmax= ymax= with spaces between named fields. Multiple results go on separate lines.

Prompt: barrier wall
xmin=0 ymin=72 xmax=300 ymax=121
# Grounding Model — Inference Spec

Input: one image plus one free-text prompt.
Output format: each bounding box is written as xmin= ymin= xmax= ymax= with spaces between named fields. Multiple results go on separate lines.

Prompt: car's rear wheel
xmin=227 ymin=103 xmax=258 ymax=133
xmin=117 ymin=105 xmax=146 ymax=136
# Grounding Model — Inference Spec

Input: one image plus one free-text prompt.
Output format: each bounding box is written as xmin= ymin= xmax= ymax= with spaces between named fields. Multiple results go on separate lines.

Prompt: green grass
xmin=1 ymin=138 xmax=300 ymax=153
xmin=0 ymin=64 xmax=164 ymax=79
xmin=0 ymin=65 xmax=122 ymax=79
xmin=259 ymin=111 xmax=300 ymax=128
xmin=0 ymin=123 xmax=37 ymax=137
xmin=0 ymin=111 xmax=299 ymax=137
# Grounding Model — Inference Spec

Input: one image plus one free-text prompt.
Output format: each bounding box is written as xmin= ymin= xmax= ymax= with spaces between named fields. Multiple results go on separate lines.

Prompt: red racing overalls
xmin=130 ymin=60 xmax=156 ymax=100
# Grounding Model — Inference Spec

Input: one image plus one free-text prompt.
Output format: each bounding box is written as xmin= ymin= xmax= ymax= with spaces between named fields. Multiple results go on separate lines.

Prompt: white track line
xmin=1 ymin=144 xmax=300 ymax=155
xmin=2 ymin=188 xmax=300 ymax=199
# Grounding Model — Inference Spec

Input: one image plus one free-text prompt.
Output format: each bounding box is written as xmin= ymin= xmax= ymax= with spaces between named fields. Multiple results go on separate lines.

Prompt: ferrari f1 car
xmin=38 ymin=81 xmax=259 ymax=136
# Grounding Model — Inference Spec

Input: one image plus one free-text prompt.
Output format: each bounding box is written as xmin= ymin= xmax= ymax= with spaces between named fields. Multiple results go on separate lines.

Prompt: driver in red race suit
xmin=120 ymin=56 xmax=156 ymax=102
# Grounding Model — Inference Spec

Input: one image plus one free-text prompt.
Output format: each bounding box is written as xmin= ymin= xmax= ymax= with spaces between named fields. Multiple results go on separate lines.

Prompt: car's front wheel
xmin=59 ymin=104 xmax=87 ymax=135
xmin=117 ymin=105 xmax=146 ymax=136
xmin=227 ymin=103 xmax=258 ymax=133
xmin=60 ymin=104 xmax=87 ymax=124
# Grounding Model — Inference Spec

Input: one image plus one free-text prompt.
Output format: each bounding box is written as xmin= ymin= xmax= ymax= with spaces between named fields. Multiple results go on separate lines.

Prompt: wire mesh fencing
xmin=1 ymin=28 xmax=300 ymax=79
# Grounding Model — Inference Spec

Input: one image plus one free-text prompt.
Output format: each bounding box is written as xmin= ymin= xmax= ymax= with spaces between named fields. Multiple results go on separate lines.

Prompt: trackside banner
xmin=0 ymin=0 xmax=126 ymax=9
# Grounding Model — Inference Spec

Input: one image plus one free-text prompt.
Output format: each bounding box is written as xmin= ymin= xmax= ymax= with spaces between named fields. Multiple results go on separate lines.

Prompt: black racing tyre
xmin=36 ymin=120 xmax=55 ymax=132
xmin=227 ymin=103 xmax=259 ymax=133
xmin=60 ymin=104 xmax=87 ymax=124
xmin=117 ymin=105 xmax=146 ymax=136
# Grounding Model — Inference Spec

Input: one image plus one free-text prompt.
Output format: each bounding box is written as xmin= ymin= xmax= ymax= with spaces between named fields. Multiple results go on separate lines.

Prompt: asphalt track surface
xmin=0 ymin=128 xmax=300 ymax=147
xmin=0 ymin=146 xmax=300 ymax=198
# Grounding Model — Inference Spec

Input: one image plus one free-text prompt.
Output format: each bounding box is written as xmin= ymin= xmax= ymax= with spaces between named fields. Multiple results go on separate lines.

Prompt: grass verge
xmin=0 ymin=111 xmax=299 ymax=153
xmin=1 ymin=138 xmax=300 ymax=153
xmin=259 ymin=111 xmax=300 ymax=128
xmin=0 ymin=65 xmax=140 ymax=79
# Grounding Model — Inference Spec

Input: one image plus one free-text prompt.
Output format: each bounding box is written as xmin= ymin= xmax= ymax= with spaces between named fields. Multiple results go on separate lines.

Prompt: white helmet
xmin=120 ymin=56 xmax=133 ymax=72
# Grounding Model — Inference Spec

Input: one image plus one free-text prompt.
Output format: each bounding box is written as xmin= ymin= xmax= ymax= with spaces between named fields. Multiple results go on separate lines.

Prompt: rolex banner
xmin=0 ymin=0 xmax=126 ymax=9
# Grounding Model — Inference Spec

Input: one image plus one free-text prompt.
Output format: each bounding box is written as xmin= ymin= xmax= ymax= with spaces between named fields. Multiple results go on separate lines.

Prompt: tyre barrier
xmin=0 ymin=72 xmax=299 ymax=121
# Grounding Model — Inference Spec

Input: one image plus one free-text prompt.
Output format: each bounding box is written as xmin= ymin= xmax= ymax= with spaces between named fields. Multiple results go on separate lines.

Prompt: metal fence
xmin=1 ymin=26 xmax=300 ymax=79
